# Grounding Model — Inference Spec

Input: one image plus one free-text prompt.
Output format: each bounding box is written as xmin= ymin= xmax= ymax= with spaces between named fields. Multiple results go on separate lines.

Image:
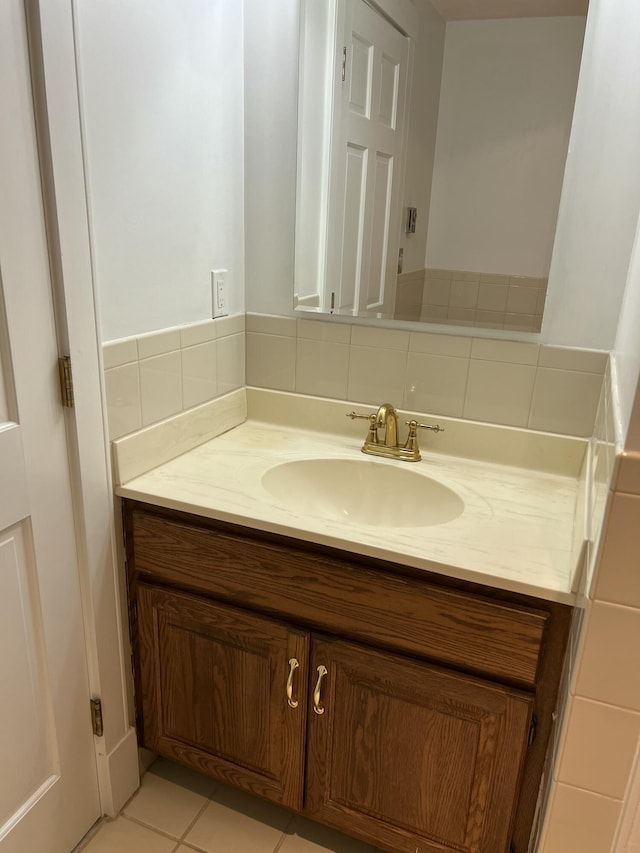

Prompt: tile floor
xmin=78 ymin=758 xmax=384 ymax=853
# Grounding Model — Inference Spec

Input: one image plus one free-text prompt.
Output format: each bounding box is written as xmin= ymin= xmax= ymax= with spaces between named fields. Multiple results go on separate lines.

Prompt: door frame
xmin=24 ymin=0 xmax=138 ymax=816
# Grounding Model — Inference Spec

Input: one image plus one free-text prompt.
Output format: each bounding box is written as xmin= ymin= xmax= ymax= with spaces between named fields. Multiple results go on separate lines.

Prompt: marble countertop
xmin=116 ymin=409 xmax=584 ymax=604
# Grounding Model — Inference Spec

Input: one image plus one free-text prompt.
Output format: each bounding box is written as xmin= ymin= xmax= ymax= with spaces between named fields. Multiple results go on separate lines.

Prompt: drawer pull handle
xmin=313 ymin=665 xmax=328 ymax=715
xmin=286 ymin=658 xmax=300 ymax=708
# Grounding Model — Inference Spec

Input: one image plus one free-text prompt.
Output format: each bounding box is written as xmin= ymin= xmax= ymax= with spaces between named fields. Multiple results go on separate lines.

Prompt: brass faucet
xmin=347 ymin=403 xmax=443 ymax=462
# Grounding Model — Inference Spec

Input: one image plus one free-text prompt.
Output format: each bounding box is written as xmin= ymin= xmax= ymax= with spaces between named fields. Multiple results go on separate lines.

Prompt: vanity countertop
xmin=115 ymin=396 xmax=585 ymax=604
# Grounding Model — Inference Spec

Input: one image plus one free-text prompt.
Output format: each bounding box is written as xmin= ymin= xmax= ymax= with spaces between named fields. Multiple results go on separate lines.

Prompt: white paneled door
xmin=328 ymin=0 xmax=409 ymax=316
xmin=0 ymin=1 xmax=101 ymax=851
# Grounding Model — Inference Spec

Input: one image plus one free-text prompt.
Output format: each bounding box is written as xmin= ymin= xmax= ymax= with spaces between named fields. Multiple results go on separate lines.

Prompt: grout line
xmin=178 ymin=796 xmax=213 ymax=844
xmin=271 ymin=811 xmax=298 ymax=852
xmin=121 ymin=813 xmax=183 ymax=843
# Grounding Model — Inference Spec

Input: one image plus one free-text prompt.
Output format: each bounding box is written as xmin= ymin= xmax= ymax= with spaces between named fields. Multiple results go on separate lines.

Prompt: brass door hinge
xmin=90 ymin=697 xmax=104 ymax=737
xmin=58 ymin=356 xmax=74 ymax=408
xmin=342 ymin=46 xmax=347 ymax=81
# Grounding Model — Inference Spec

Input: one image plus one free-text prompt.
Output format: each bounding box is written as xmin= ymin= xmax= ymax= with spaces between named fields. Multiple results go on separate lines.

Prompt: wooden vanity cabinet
xmin=124 ymin=500 xmax=572 ymax=853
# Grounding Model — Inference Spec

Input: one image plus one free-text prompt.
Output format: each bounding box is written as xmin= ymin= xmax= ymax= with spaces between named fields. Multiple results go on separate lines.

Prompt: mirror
xmin=294 ymin=0 xmax=588 ymax=333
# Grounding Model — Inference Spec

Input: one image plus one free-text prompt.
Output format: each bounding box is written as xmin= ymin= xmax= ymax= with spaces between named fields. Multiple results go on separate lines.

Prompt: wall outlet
xmin=211 ymin=269 xmax=228 ymax=318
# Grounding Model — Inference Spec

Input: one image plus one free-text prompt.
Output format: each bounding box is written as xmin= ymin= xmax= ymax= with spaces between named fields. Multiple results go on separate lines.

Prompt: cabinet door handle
xmin=313 ymin=665 xmax=328 ymax=715
xmin=286 ymin=657 xmax=300 ymax=708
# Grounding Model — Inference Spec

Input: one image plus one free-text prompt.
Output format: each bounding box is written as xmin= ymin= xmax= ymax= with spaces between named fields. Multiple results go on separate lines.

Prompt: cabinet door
xmin=305 ymin=636 xmax=533 ymax=853
xmin=137 ymin=583 xmax=309 ymax=810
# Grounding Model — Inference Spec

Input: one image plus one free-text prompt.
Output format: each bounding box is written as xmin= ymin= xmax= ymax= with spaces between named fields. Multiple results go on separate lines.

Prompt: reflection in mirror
xmin=295 ymin=0 xmax=588 ymax=332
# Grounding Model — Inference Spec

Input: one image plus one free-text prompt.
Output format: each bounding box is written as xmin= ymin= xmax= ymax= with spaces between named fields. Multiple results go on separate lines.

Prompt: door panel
xmin=0 ymin=1 xmax=100 ymax=849
xmin=306 ymin=636 xmax=533 ymax=853
xmin=137 ymin=583 xmax=309 ymax=810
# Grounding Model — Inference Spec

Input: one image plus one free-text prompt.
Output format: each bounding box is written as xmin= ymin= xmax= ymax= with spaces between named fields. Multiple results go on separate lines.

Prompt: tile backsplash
xmin=103 ymin=315 xmax=245 ymax=440
xmin=395 ymin=267 xmax=547 ymax=332
xmin=246 ymin=314 xmax=607 ymax=438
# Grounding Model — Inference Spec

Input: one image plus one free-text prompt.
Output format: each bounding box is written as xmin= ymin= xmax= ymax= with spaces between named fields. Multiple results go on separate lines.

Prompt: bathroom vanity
xmin=117 ymin=392 xmax=584 ymax=853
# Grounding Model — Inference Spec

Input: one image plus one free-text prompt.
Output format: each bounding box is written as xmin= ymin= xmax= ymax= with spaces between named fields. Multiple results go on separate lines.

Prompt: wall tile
xmin=449 ymin=281 xmax=479 ymax=309
xmin=216 ymin=314 xmax=245 ymax=337
xmin=409 ymin=332 xmax=472 ymax=358
xmin=504 ymin=313 xmax=538 ymax=332
xmin=479 ymin=272 xmax=510 ymax=284
xmin=477 ymin=283 xmax=509 ymax=312
xmin=104 ymin=363 xmax=141 ymax=440
xmin=295 ymin=339 xmax=349 ymax=399
xmin=103 ymin=337 xmax=138 ymax=369
xmin=421 ymin=304 xmax=448 ymax=321
xmin=539 ymin=346 xmax=608 ymax=374
xmin=529 ymin=368 xmax=603 ymax=436
xmin=139 ymin=351 xmax=182 ymax=426
xmin=616 ymin=452 xmax=640 ymax=497
xmin=246 ymin=314 xmax=296 ymax=336
xmin=463 ymin=360 xmax=536 ymax=427
xmin=575 ymin=602 xmax=640 ymax=711
xmin=137 ymin=328 xmax=181 ymax=359
xmin=297 ymin=318 xmax=351 ymax=344
xmin=506 ymin=285 xmax=539 ymax=315
xmin=557 ymin=698 xmax=640 ymax=798
xmin=180 ymin=320 xmax=217 ymax=349
xmin=404 ymin=353 xmax=468 ymax=417
xmin=470 ymin=338 xmax=539 ymax=365
xmin=246 ymin=332 xmax=295 ymax=391
xmin=541 ymin=784 xmax=621 ymax=853
xmin=446 ymin=307 xmax=475 ymax=325
xmin=474 ymin=311 xmax=505 ymax=329
xmin=347 ymin=346 xmax=407 ymax=406
xmin=217 ymin=332 xmax=245 ymax=395
xmin=594 ymin=493 xmax=640 ymax=608
xmin=423 ymin=279 xmax=450 ymax=306
xmin=350 ymin=326 xmax=409 ymax=351
xmin=182 ymin=342 xmax=217 ymax=409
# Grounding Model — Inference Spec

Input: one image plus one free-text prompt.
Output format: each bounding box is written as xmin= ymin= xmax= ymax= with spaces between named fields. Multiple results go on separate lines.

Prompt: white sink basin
xmin=261 ymin=458 xmax=464 ymax=528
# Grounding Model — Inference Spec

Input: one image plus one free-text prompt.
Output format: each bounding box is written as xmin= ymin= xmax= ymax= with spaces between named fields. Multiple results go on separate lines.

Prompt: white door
xmin=0 ymin=1 xmax=101 ymax=851
xmin=327 ymin=0 xmax=409 ymax=316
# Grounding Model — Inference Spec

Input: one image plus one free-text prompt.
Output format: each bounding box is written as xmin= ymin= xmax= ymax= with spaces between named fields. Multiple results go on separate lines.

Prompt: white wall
xmin=612 ymin=209 xmax=640 ymax=448
xmin=425 ymin=17 xmax=585 ymax=278
xmin=75 ymin=0 xmax=245 ymax=341
xmin=543 ymin=0 xmax=640 ymax=350
xmin=399 ymin=2 xmax=445 ymax=273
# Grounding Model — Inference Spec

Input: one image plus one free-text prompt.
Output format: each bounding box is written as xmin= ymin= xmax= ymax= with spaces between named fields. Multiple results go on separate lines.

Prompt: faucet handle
xmin=346 ymin=411 xmax=374 ymax=421
xmin=405 ymin=420 xmax=444 ymax=433
xmin=347 ymin=411 xmax=379 ymax=444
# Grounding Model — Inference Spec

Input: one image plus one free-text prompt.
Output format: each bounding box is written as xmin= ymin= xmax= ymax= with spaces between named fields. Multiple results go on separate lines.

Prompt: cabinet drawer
xmin=128 ymin=508 xmax=547 ymax=687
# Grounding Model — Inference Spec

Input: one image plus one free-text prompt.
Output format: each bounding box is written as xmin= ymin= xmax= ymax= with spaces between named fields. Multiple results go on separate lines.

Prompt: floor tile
xmin=184 ymin=784 xmax=292 ymax=853
xmin=279 ymin=816 xmax=375 ymax=852
xmin=149 ymin=757 xmax=217 ymax=797
xmin=123 ymin=767 xmax=209 ymax=838
xmin=80 ymin=816 xmax=176 ymax=853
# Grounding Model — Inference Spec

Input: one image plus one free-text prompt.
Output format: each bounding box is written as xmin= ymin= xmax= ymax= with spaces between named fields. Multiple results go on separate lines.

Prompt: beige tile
xmin=347 ymin=346 xmax=407 ymax=406
xmin=103 ymin=337 xmax=138 ymax=369
xmin=449 ymin=269 xmax=479 ymax=282
xmin=137 ymin=328 xmax=181 ymax=359
xmin=509 ymin=275 xmax=543 ymax=287
xmin=528 ymin=368 xmax=603 ymax=436
xmin=449 ymin=281 xmax=478 ymax=309
xmin=423 ymin=279 xmax=451 ymax=306
xmin=409 ymin=332 xmax=471 ymax=358
xmin=104 ymin=363 xmax=142 ymax=440
xmin=541 ymin=783 xmax=621 ymax=853
xmin=123 ymin=770 xmax=209 ymax=838
xmin=297 ymin=318 xmax=351 ymax=344
xmin=557 ymin=698 xmax=640 ymax=797
xmin=82 ymin=816 xmax=175 ymax=853
xmin=279 ymin=816 xmax=374 ymax=852
xmin=246 ymin=332 xmax=295 ymax=391
xmin=538 ymin=346 xmax=608 ymax=374
xmin=477 ymin=283 xmax=508 ymax=312
xmin=180 ymin=320 xmax=217 ymax=349
xmin=184 ymin=785 xmax=291 ymax=853
xmin=420 ymin=304 xmax=448 ymax=322
xmin=576 ymin=602 xmax=640 ymax=710
xmin=474 ymin=311 xmax=505 ymax=329
xmin=139 ymin=351 xmax=183 ymax=426
xmin=216 ymin=314 xmax=246 ymax=338
xmin=470 ymin=338 xmax=539 ymax=365
xmin=217 ymin=332 xmax=245 ymax=395
xmin=246 ymin=314 xmax=296 ymax=336
xmin=425 ymin=267 xmax=452 ymax=280
xmin=295 ymin=339 xmax=349 ymax=399
xmin=506 ymin=285 xmax=539 ymax=315
xmin=148 ymin=758 xmax=217 ymax=796
xmin=463 ymin=360 xmax=536 ymax=427
xmin=503 ymin=313 xmax=537 ymax=332
xmin=182 ymin=342 xmax=217 ymax=409
xmin=350 ymin=326 xmax=409 ymax=351
xmin=594 ymin=493 xmax=640 ymax=607
xmin=537 ymin=288 xmax=548 ymax=315
xmin=616 ymin=452 xmax=640 ymax=497
xmin=446 ymin=307 xmax=476 ymax=325
xmin=479 ymin=272 xmax=510 ymax=284
xmin=404 ymin=353 xmax=468 ymax=417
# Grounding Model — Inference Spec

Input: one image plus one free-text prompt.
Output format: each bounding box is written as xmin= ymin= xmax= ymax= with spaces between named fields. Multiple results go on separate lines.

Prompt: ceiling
xmin=428 ymin=0 xmax=589 ymax=20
